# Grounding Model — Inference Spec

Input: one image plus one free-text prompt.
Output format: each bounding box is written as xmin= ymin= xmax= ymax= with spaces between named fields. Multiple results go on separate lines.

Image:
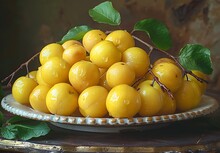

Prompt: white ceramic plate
xmin=1 ymin=94 xmax=219 ymax=133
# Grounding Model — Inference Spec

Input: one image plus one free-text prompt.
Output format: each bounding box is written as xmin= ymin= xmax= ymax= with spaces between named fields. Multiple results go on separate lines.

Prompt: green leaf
xmin=178 ymin=44 xmax=213 ymax=75
xmin=1 ymin=117 xmax=50 ymax=140
xmin=133 ymin=18 xmax=172 ymax=50
xmin=60 ymin=25 xmax=92 ymax=44
xmin=1 ymin=125 xmax=18 ymax=140
xmin=15 ymin=122 xmax=50 ymax=141
xmin=89 ymin=1 xmax=121 ymax=26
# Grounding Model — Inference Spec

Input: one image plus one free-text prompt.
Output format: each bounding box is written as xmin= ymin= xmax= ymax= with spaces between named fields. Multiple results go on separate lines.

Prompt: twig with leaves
xmin=132 ymin=35 xmax=210 ymax=83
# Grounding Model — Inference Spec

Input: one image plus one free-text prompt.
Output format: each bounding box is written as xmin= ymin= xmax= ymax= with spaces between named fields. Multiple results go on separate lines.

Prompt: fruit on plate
xmin=90 ymin=40 xmax=121 ymax=69
xmin=12 ymin=76 xmax=38 ymax=105
xmin=106 ymin=84 xmax=141 ymax=118
xmin=62 ymin=40 xmax=82 ymax=50
xmin=29 ymin=85 xmax=50 ymax=113
xmin=68 ymin=60 xmax=100 ymax=93
xmin=184 ymin=70 xmax=208 ymax=94
xmin=8 ymin=2 xmax=212 ymax=118
xmin=174 ymin=80 xmax=202 ymax=112
xmin=153 ymin=57 xmax=175 ymax=66
xmin=137 ymin=80 xmax=164 ymax=116
xmin=105 ymin=30 xmax=135 ymax=52
xmin=82 ymin=29 xmax=107 ymax=53
xmin=41 ymin=57 xmax=70 ymax=86
xmin=151 ymin=62 xmax=183 ymax=93
xmin=122 ymin=47 xmax=150 ymax=78
xmin=10 ymin=29 xmax=210 ymax=118
xmin=62 ymin=44 xmax=87 ymax=66
xmin=106 ymin=62 xmax=136 ymax=88
xmin=78 ymin=86 xmax=108 ymax=117
xmin=46 ymin=83 xmax=78 ymax=116
xmin=39 ymin=43 xmax=64 ymax=65
xmin=157 ymin=92 xmax=176 ymax=115
xmin=1 ymin=1 xmax=215 ymax=143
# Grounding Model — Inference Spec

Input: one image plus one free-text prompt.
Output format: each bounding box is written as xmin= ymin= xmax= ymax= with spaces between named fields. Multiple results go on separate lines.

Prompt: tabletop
xmin=0 ymin=90 xmax=220 ymax=153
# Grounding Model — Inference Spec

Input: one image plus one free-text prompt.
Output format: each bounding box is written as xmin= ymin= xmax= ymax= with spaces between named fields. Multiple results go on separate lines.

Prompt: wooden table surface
xmin=0 ymin=90 xmax=220 ymax=153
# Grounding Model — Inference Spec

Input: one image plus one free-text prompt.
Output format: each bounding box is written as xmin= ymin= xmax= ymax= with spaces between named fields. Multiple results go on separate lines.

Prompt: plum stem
xmin=1 ymin=52 xmax=40 ymax=87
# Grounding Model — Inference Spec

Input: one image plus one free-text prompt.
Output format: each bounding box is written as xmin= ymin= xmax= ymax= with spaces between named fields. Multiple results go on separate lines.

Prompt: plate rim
xmin=1 ymin=94 xmax=219 ymax=127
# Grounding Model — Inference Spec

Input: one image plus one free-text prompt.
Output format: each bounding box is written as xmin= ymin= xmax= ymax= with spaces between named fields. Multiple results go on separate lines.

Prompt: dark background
xmin=1 ymin=0 xmax=220 ymax=91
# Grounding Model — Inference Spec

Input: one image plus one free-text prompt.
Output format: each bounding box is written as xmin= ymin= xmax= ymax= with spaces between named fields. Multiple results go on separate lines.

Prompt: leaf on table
xmin=15 ymin=122 xmax=50 ymax=141
xmin=133 ymin=18 xmax=172 ymax=50
xmin=89 ymin=1 xmax=121 ymax=26
xmin=1 ymin=116 xmax=50 ymax=140
xmin=60 ymin=25 xmax=92 ymax=44
xmin=1 ymin=125 xmax=18 ymax=140
xmin=178 ymin=44 xmax=213 ymax=75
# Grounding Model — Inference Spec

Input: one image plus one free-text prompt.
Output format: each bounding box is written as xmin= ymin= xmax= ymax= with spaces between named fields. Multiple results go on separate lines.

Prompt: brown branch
xmin=1 ymin=52 xmax=40 ymax=87
xmin=132 ymin=35 xmax=153 ymax=53
xmin=148 ymin=69 xmax=174 ymax=99
xmin=185 ymin=70 xmax=209 ymax=83
xmin=132 ymin=74 xmax=147 ymax=89
xmin=132 ymin=66 xmax=174 ymax=99
xmin=153 ymin=47 xmax=185 ymax=73
xmin=133 ymin=36 xmax=209 ymax=84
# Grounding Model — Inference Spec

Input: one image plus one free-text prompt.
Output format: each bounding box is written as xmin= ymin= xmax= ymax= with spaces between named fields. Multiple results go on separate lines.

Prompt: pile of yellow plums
xmin=11 ymin=29 xmax=208 ymax=118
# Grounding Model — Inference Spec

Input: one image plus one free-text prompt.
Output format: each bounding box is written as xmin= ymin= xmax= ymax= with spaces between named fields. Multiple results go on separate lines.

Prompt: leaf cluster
xmin=60 ymin=1 xmax=213 ymax=75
